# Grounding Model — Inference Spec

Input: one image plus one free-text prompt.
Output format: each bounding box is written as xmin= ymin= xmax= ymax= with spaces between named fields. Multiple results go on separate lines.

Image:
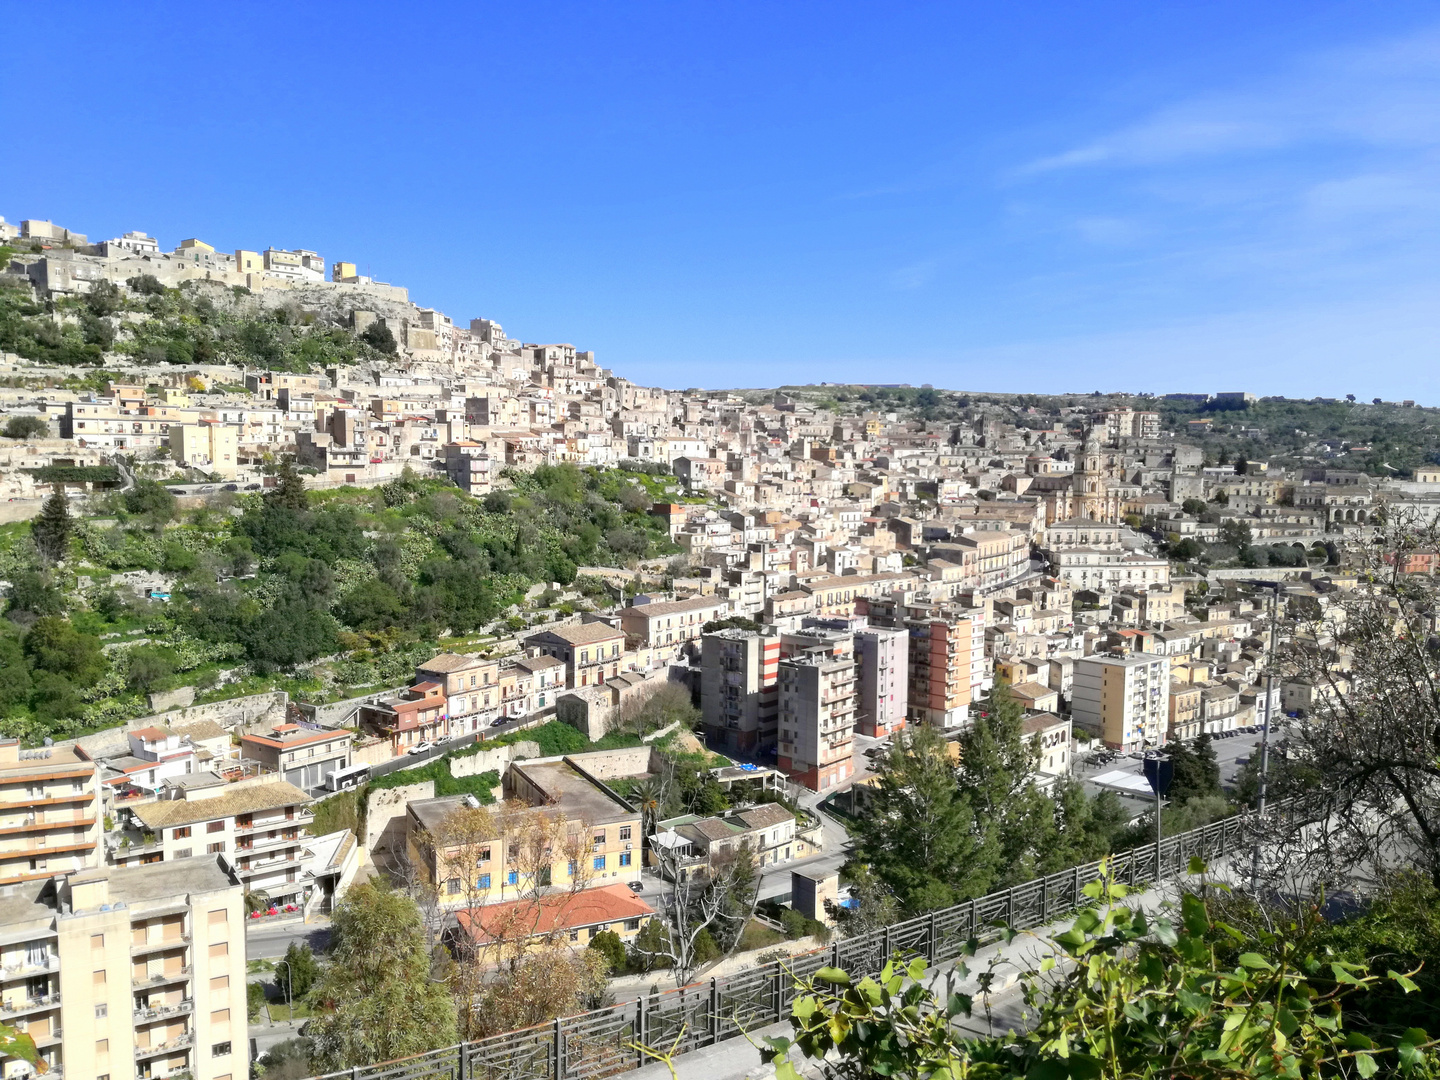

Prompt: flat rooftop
xmin=512 ymin=759 xmax=634 ymax=823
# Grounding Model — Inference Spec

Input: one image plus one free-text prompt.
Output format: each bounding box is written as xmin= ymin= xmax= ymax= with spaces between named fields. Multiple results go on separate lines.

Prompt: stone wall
xmin=567 ymin=746 xmax=655 ymax=781
xmin=137 ymin=690 xmax=289 ymax=733
xmin=297 ymin=688 xmax=404 ymax=729
xmin=363 ymin=780 xmax=434 ymax=867
xmin=448 ymin=741 xmax=539 ymax=780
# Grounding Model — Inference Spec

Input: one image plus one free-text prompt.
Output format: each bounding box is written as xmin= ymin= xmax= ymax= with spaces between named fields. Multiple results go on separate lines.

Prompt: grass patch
xmin=736 ymin=919 xmax=786 ymax=953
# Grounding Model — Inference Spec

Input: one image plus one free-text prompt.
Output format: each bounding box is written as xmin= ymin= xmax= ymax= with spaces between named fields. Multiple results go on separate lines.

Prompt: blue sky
xmin=6 ymin=2 xmax=1440 ymax=399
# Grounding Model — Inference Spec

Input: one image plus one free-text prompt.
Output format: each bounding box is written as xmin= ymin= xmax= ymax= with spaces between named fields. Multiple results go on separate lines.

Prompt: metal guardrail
xmin=305 ymin=798 xmax=1305 ymax=1080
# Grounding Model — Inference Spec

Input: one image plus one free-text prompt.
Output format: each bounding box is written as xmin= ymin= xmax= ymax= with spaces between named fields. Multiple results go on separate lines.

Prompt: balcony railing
xmin=0 ymin=955 xmax=58 ymax=978
xmin=0 ymin=992 xmax=58 ymax=1018
xmin=133 ymin=998 xmax=193 ymax=1023
xmin=131 ymin=934 xmax=189 ymax=956
xmin=132 ymin=966 xmax=191 ymax=989
xmin=134 ymin=1032 xmax=192 ymax=1058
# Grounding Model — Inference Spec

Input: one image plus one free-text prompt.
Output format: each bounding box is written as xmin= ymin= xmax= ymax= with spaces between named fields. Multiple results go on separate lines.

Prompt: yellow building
xmin=331 ymin=261 xmax=358 ymax=282
xmin=0 ymin=858 xmax=247 ymax=1080
xmin=172 ymin=422 xmax=238 ymax=478
xmin=177 ymin=238 xmax=215 ymax=255
xmin=0 ymin=738 xmax=101 ymax=887
xmin=233 ymin=249 xmax=262 ymax=274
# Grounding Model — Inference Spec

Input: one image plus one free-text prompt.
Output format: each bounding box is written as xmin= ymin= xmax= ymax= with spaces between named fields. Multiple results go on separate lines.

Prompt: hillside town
xmin=0 ymin=215 xmax=1430 ymax=1080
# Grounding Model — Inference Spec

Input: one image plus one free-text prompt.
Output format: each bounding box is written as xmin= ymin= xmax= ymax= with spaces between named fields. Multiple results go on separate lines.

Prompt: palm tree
xmin=632 ymin=779 xmax=662 ymax=839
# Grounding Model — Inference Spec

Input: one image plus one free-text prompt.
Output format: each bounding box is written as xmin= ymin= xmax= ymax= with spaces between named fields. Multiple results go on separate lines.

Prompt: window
xmin=619 ymin=852 xmax=632 ymax=867
xmin=209 ymin=942 xmax=229 ymax=960
xmin=207 ymin=820 xmax=224 ymax=833
xmin=211 ymin=1008 xmax=230 ymax=1028
xmin=569 ymin=928 xmax=580 ymax=942
xmin=625 ymin=918 xmax=641 ymax=931
xmin=478 ymin=874 xmax=491 ymax=890
xmin=175 ymin=848 xmax=192 ymax=859
xmin=477 ymin=846 xmax=491 ymax=863
xmin=173 ymin=826 xmax=191 ymax=839
xmin=95 ymin=1003 xmax=107 ymax=1018
xmin=446 ymin=878 xmax=461 ymax=895
xmin=210 ymin=975 xmax=229 ymax=993
xmin=213 ymin=1041 xmax=233 ymax=1057
xmin=208 ymin=842 xmax=225 ymax=854
xmin=619 ymin=826 xmax=632 ymax=841
xmin=96 ymin=1039 xmax=108 ymax=1055
xmin=567 ymin=861 xmax=576 ymax=876
xmin=209 ymin=908 xmax=227 ymax=926
xmin=90 ymin=934 xmax=104 ymax=950
xmin=593 ymin=830 xmax=606 ymax=846
xmin=593 ymin=855 xmax=606 ymax=870
xmin=505 ymin=870 xmax=519 ymax=886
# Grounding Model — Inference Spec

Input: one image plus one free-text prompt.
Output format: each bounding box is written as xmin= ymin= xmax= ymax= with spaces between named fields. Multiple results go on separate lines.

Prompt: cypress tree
xmin=31 ymin=486 xmax=72 ymax=565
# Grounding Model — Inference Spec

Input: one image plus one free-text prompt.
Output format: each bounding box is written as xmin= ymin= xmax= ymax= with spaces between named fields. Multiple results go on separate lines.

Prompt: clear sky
xmin=7 ymin=2 xmax=1440 ymax=400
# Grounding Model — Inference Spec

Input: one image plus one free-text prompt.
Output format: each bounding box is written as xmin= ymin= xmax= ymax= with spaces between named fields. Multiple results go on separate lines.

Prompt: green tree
xmin=30 ymin=486 xmax=73 ymax=565
xmin=247 ymin=980 xmax=267 ymax=1021
xmin=1219 ymin=519 xmax=1253 ymax=548
xmin=307 ymin=883 xmax=457 ymax=1072
xmin=279 ymin=941 xmax=321 ymax=1003
xmin=1 ymin=415 xmax=47 ymax=439
xmin=269 ymin=457 xmax=309 ymax=511
xmin=360 ymin=321 xmax=398 ymax=354
xmin=5 ymin=571 xmax=62 ymax=617
xmin=848 ymin=725 xmax=994 ymax=914
xmin=125 ymin=645 xmax=177 ymax=694
xmin=0 ymin=636 xmax=33 ymax=709
xmin=1181 ymin=497 xmax=1209 ymax=516
xmin=123 ymin=479 xmax=177 ymax=524
xmin=588 ymin=929 xmax=627 ymax=973
xmin=24 ymin=617 xmax=106 ymax=683
xmin=1165 ymin=734 xmax=1222 ymax=805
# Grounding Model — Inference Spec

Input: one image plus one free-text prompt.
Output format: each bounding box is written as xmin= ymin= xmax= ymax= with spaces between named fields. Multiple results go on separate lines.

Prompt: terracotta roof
xmin=131 ymin=726 xmax=174 ymax=741
xmin=172 ymin=720 xmax=226 ymax=742
xmin=241 ymin=727 xmax=351 ymax=751
xmin=618 ymin=596 xmax=725 ymax=619
xmin=417 ymin=652 xmax=484 ymax=674
xmin=457 ymin=884 xmax=654 ymax=944
xmin=529 ymin=622 xmax=625 ymax=646
xmin=133 ymin=780 xmax=310 ymax=829
xmin=734 ymin=803 xmax=793 ymax=830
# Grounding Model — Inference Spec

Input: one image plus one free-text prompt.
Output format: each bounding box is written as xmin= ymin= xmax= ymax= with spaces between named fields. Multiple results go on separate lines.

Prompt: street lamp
xmin=1240 ymin=579 xmax=1283 ymax=887
xmin=274 ymin=958 xmax=294 ymax=1011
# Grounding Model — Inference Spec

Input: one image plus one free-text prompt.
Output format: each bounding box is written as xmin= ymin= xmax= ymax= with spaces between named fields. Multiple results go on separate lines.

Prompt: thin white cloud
xmin=1021 ymin=27 xmax=1440 ymax=174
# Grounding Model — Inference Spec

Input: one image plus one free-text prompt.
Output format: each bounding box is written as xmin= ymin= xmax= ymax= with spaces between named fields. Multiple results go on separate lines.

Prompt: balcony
xmin=235 ymin=855 xmax=300 ymax=878
xmin=235 ymin=809 xmax=310 ymax=833
xmin=0 ymin=993 xmax=58 ymax=1019
xmin=133 ymin=998 xmax=193 ymax=1023
xmin=0 ymin=955 xmax=58 ymax=979
xmin=134 ymin=1032 xmax=192 ymax=1059
xmin=132 ymin=966 xmax=191 ymax=989
xmin=0 ymin=815 xmax=95 ymax=837
xmin=235 ymin=831 xmax=301 ymax=854
xmin=131 ymin=934 xmax=189 ymax=956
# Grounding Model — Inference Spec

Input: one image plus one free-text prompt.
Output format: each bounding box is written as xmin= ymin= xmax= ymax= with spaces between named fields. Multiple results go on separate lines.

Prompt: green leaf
xmin=774 ymin=1059 xmax=801 ymax=1080
xmin=1238 ymin=952 xmax=1275 ymax=971
xmin=1152 ymin=918 xmax=1178 ymax=946
xmin=1188 ymin=855 xmax=1208 ymax=875
xmin=906 ymin=957 xmax=928 ymax=982
xmin=792 ymin=996 xmax=817 ymax=1020
xmin=1355 ymin=1051 xmax=1379 ymax=1079
xmin=1332 ymin=964 xmax=1363 ymax=986
xmin=1181 ymin=893 xmax=1209 ymax=937
xmin=946 ymin=992 xmax=972 ymax=1017
xmin=1346 ymin=1033 xmax=1377 ymax=1050
xmin=815 ymin=967 xmax=851 ymax=987
xmin=1398 ymin=1037 xmax=1426 ymax=1073
xmin=1389 ymin=969 xmax=1421 ymax=994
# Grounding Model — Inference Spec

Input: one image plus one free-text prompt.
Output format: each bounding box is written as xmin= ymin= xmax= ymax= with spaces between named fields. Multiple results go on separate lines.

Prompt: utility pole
xmin=1243 ymin=580 xmax=1281 ymax=888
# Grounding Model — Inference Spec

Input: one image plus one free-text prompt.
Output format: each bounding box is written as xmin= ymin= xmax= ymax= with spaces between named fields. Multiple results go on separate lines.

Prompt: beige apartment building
xmin=1071 ymin=652 xmax=1172 ymax=750
xmin=0 ymin=739 xmax=102 ymax=887
xmin=525 ymin=623 xmax=625 ymax=688
xmin=777 ymin=630 xmax=857 ymax=792
xmin=0 ymin=857 xmax=247 ymax=1080
xmin=616 ymin=596 xmax=728 ymax=655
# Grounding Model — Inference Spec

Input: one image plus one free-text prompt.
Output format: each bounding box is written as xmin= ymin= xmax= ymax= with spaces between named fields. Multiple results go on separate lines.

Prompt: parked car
xmin=490 ymin=717 xmax=509 ymax=728
xmin=406 ymin=742 xmax=434 ymax=756
xmin=627 ymin=881 xmax=645 ymax=894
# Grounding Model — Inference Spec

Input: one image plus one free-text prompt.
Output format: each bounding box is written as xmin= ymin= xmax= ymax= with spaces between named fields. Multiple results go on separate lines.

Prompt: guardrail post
xmin=554 ymin=1016 xmax=565 ymax=1080
xmin=927 ymin=910 xmax=938 ymax=959
xmin=636 ymin=996 xmax=646 ymax=1067
xmin=459 ymin=1040 xmax=470 ymax=1080
xmin=709 ymin=977 xmax=720 ymax=1043
xmin=882 ymin=923 xmax=891 ymax=960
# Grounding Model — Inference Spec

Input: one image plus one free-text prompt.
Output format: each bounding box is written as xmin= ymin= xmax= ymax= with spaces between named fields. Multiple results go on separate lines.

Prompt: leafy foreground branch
xmin=753 ymin=862 xmax=1435 ymax=1080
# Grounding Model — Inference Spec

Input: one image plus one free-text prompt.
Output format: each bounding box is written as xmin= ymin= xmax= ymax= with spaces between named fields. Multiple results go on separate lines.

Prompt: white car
xmin=406 ymin=742 xmax=434 ymax=756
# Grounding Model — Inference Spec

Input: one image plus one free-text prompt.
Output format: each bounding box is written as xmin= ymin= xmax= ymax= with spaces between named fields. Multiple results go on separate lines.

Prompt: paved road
xmin=247 ymin=917 xmax=332 ymax=960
